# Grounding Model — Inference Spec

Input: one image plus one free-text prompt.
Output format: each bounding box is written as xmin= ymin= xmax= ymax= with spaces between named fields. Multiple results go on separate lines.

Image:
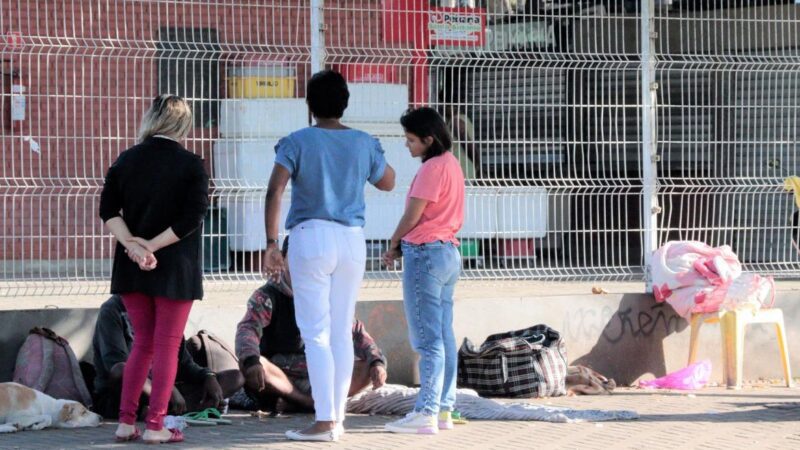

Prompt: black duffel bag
xmin=457 ymin=324 xmax=567 ymax=398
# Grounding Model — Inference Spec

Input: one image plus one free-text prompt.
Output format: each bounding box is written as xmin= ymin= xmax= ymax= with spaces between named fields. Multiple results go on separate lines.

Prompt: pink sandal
xmin=144 ymin=428 xmax=184 ymax=444
xmin=115 ymin=427 xmax=142 ymax=442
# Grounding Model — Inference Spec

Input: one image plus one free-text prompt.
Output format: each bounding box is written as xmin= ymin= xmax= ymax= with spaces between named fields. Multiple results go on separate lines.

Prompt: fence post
xmin=310 ymin=0 xmax=326 ymax=74
xmin=640 ymin=0 xmax=659 ymax=292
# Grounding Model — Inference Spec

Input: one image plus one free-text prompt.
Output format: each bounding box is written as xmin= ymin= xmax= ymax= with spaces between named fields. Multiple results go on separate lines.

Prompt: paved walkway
xmin=2 ymin=386 xmax=798 ymax=450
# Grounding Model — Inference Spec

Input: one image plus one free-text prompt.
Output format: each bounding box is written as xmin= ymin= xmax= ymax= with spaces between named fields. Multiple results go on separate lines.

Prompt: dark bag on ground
xmin=457 ymin=324 xmax=567 ymax=398
xmin=13 ymin=327 xmax=94 ymax=407
xmin=185 ymin=330 xmax=238 ymax=372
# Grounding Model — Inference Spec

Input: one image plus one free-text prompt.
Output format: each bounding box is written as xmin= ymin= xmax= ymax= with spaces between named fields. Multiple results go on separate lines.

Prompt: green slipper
xmin=182 ymin=410 xmax=217 ymax=426
xmin=199 ymin=407 xmax=233 ymax=425
xmin=183 ymin=408 xmax=232 ymax=425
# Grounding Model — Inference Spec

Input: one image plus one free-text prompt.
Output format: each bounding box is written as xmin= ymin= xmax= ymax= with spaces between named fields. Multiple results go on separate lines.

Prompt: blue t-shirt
xmin=274 ymin=127 xmax=387 ymax=229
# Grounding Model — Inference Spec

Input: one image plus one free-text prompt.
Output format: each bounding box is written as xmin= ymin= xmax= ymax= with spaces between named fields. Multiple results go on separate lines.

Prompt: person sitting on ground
xmin=235 ymin=237 xmax=388 ymax=413
xmin=92 ymin=295 xmax=244 ymax=419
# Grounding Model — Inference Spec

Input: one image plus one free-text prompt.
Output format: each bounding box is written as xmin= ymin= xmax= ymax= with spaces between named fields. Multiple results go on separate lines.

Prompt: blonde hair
xmin=137 ymin=94 xmax=193 ymax=143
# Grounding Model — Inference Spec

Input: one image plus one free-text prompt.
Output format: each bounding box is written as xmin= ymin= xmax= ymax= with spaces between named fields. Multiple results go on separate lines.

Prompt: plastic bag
xmin=163 ymin=415 xmax=187 ymax=431
xmin=638 ymin=360 xmax=712 ymax=390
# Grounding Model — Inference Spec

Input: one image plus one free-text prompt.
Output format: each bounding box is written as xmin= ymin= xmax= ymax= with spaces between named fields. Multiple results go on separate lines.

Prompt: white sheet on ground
xmin=345 ymin=384 xmax=639 ymax=423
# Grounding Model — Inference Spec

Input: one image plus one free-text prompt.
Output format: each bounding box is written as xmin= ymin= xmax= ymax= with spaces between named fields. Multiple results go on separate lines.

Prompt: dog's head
xmin=55 ymin=400 xmax=102 ymax=428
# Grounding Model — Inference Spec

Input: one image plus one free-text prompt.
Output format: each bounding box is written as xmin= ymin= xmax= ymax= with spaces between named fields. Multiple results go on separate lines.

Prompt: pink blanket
xmin=651 ymin=241 xmax=774 ymax=318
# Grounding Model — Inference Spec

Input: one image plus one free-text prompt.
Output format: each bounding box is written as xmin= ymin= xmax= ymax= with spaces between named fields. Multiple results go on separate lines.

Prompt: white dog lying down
xmin=0 ymin=382 xmax=102 ymax=433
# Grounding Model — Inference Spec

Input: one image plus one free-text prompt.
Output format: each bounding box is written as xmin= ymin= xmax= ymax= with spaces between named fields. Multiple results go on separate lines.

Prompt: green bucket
xmin=459 ymin=239 xmax=480 ymax=258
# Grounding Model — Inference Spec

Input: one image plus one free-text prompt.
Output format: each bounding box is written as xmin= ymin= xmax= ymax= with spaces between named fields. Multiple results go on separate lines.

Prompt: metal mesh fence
xmin=653 ymin=2 xmax=800 ymax=277
xmin=1 ymin=1 xmax=799 ymax=296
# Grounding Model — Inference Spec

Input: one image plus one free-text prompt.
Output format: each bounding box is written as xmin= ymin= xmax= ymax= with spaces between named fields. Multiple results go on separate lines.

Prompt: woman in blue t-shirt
xmin=263 ymin=70 xmax=396 ymax=442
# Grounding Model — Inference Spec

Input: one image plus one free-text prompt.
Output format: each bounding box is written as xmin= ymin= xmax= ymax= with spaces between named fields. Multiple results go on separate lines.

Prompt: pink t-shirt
xmin=403 ymin=152 xmax=465 ymax=245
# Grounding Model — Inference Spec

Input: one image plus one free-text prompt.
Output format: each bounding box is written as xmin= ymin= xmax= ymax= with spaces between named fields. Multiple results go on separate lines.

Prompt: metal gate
xmin=1 ymin=1 xmax=799 ymax=296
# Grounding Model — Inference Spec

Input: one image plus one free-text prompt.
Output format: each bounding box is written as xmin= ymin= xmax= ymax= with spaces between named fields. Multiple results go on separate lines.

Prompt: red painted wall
xmin=1 ymin=1 xmax=390 ymax=261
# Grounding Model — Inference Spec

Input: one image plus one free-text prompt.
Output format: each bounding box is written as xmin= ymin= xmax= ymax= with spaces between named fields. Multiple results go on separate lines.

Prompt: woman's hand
xmin=382 ymin=246 xmax=401 ymax=269
xmin=262 ymin=246 xmax=286 ymax=282
xmin=124 ymin=241 xmax=157 ymax=271
xmin=127 ymin=236 xmax=156 ymax=253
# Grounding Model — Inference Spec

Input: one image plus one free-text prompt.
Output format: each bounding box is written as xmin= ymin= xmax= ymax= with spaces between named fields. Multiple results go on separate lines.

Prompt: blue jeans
xmin=401 ymin=241 xmax=461 ymax=416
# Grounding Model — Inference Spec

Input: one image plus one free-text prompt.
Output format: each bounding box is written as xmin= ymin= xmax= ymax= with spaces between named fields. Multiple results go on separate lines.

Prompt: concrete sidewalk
xmin=1 ymin=385 xmax=798 ymax=450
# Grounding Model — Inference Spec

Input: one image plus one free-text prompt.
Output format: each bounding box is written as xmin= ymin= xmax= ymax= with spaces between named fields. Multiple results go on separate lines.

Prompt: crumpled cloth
xmin=345 ymin=384 xmax=638 ymax=423
xmin=163 ymin=415 xmax=187 ymax=431
xmin=784 ymin=176 xmax=800 ymax=208
xmin=651 ymin=241 xmax=774 ymax=319
xmin=567 ymin=365 xmax=616 ymax=395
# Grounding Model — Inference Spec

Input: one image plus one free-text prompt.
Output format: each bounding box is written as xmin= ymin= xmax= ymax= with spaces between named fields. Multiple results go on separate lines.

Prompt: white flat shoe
xmin=285 ymin=429 xmax=337 ymax=442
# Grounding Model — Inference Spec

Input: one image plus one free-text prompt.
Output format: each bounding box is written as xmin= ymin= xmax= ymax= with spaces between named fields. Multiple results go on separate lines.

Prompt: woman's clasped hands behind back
xmin=123 ymin=237 xmax=157 ymax=271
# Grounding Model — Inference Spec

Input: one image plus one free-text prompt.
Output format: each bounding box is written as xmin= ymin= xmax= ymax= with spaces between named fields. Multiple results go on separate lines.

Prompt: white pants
xmin=287 ymin=219 xmax=366 ymax=422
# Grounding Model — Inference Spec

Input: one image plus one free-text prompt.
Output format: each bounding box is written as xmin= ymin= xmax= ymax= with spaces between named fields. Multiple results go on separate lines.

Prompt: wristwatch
xmin=267 ymin=238 xmax=279 ymax=246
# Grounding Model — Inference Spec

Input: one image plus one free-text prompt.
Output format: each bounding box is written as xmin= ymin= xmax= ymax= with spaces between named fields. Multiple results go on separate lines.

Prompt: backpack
xmin=457 ymin=324 xmax=568 ymax=398
xmin=185 ymin=330 xmax=238 ymax=372
xmin=13 ymin=327 xmax=93 ymax=407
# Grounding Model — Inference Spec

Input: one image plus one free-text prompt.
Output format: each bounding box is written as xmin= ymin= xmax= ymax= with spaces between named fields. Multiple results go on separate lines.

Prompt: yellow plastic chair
xmin=688 ymin=308 xmax=793 ymax=389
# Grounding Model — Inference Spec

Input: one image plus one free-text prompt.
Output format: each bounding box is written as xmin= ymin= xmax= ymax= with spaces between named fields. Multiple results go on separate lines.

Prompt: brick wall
xmin=0 ymin=1 xmax=387 ymax=262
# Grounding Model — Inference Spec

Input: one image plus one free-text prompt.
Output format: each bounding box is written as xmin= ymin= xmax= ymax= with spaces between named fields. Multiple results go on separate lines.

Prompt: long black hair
xmin=399 ymin=107 xmax=452 ymax=162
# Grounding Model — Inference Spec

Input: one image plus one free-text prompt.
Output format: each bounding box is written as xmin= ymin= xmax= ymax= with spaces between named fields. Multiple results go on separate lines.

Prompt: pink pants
xmin=119 ymin=293 xmax=193 ymax=430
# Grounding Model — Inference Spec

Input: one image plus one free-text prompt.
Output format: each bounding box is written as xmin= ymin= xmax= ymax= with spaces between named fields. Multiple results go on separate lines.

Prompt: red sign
xmin=3 ymin=31 xmax=24 ymax=49
xmin=383 ymin=0 xmax=427 ymax=46
xmin=337 ymin=64 xmax=398 ymax=84
xmin=381 ymin=3 xmax=485 ymax=104
xmin=428 ymin=8 xmax=486 ymax=47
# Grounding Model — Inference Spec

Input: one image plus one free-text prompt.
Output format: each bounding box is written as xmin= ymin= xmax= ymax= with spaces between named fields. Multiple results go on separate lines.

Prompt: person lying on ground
xmin=91 ymin=295 xmax=244 ymax=419
xmin=235 ymin=237 xmax=387 ymax=413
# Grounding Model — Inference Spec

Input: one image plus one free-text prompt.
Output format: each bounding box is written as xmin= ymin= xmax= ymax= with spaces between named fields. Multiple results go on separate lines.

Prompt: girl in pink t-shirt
xmin=383 ymin=107 xmax=465 ymax=435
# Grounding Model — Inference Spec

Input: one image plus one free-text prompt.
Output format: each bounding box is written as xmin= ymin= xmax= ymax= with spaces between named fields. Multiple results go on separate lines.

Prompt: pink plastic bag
xmin=638 ymin=360 xmax=712 ymax=390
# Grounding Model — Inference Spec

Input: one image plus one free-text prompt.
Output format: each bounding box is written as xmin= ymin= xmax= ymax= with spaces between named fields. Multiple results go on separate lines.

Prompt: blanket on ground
xmin=345 ymin=384 xmax=638 ymax=423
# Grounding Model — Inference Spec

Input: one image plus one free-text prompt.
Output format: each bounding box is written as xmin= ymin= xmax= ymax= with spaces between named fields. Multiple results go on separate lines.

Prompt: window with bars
xmin=157 ymin=27 xmax=221 ymax=129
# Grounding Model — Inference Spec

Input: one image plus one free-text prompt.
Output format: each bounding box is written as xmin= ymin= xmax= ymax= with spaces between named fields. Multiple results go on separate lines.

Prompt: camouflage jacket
xmin=235 ymin=280 xmax=387 ymax=371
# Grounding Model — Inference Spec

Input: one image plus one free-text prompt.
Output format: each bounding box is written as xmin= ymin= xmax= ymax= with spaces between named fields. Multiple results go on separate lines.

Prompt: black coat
xmin=92 ymin=295 xmax=211 ymax=395
xmin=99 ymin=137 xmax=209 ymax=300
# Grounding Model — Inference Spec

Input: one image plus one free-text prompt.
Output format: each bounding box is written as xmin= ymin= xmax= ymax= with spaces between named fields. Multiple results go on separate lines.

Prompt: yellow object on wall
xmin=227 ymin=66 xmax=296 ymax=98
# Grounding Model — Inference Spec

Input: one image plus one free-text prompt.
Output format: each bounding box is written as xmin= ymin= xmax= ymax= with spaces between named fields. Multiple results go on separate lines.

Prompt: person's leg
xmin=143 ymin=297 xmax=193 ymax=432
xmin=258 ymin=356 xmax=314 ymax=410
xmin=386 ymin=244 xmax=445 ymax=434
xmin=118 ymin=293 xmax=156 ymax=426
xmin=177 ymin=382 xmax=204 ymax=413
xmin=179 ymin=368 xmax=245 ymax=413
xmin=439 ymin=245 xmax=462 ymax=414
xmin=405 ymin=246 xmax=446 ymax=416
xmin=217 ymin=369 xmax=245 ymax=398
xmin=329 ymin=228 xmax=365 ymax=423
xmin=94 ymin=388 xmax=121 ymax=420
xmin=287 ymin=223 xmax=337 ymax=432
xmin=108 ymin=362 xmax=152 ymax=421
xmin=347 ymin=360 xmax=371 ymax=397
